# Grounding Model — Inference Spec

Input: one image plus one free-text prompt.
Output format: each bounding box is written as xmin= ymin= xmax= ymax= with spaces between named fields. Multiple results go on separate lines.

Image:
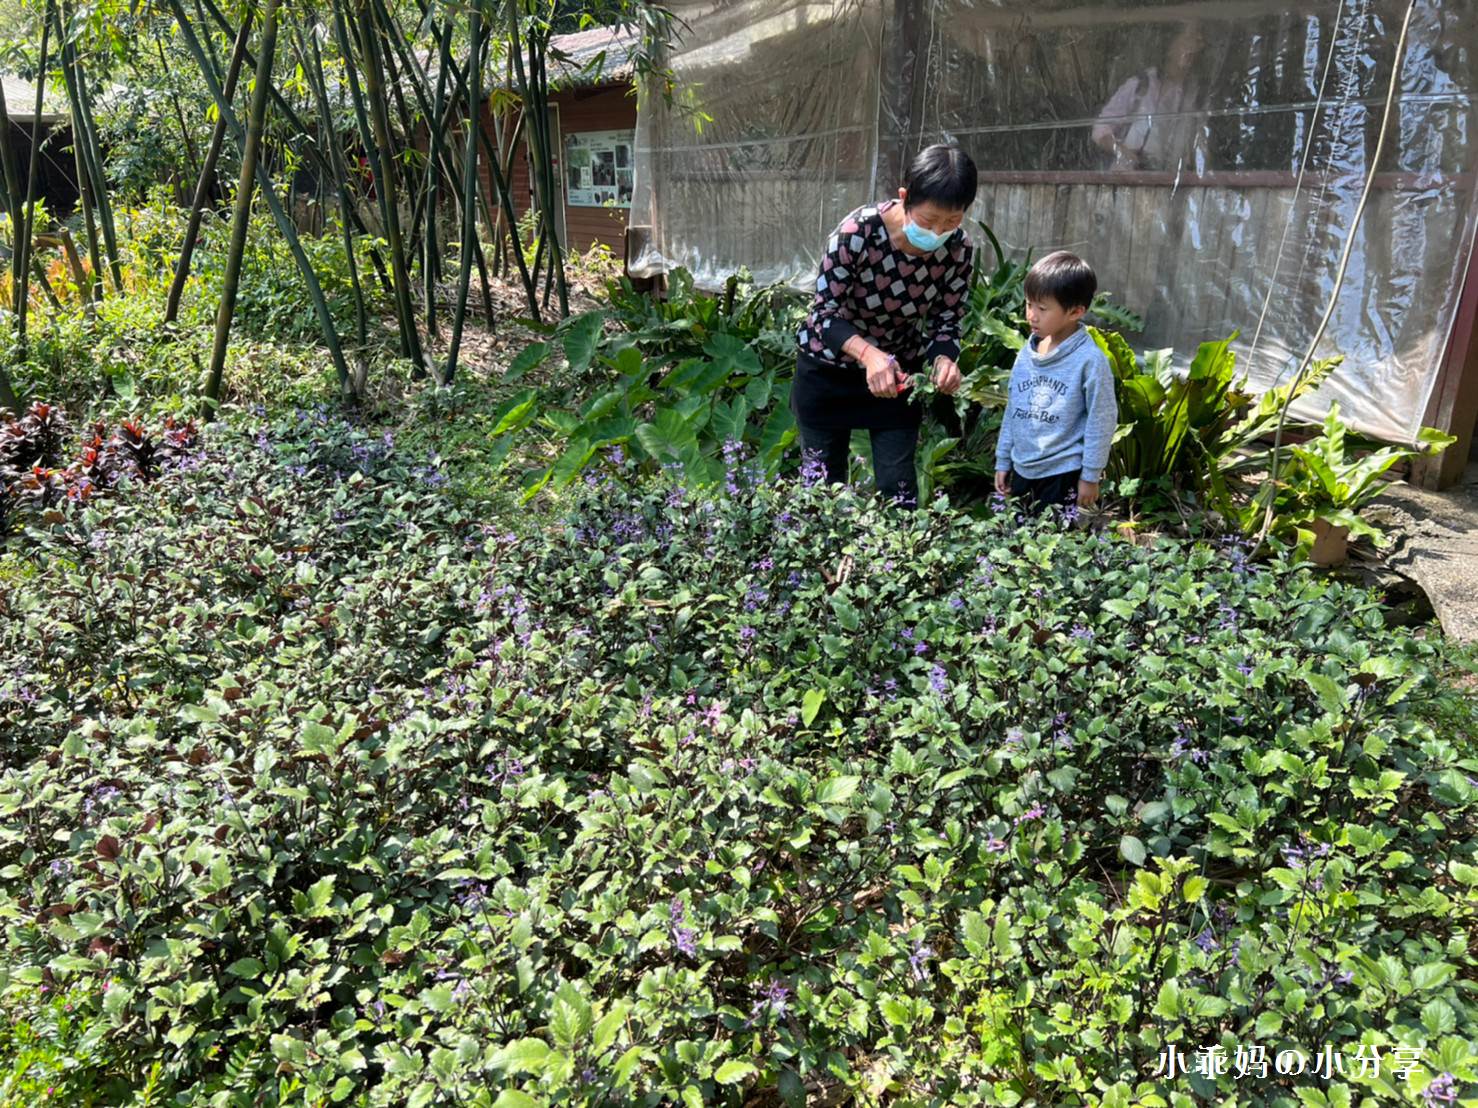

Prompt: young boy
xmin=994 ymin=251 xmax=1118 ymax=515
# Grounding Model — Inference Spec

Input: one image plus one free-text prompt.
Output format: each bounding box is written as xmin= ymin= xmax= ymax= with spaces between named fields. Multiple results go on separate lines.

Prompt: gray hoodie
xmin=995 ymin=327 xmax=1118 ymax=483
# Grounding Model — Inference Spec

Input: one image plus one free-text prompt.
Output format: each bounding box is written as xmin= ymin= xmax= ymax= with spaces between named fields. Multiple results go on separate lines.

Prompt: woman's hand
xmin=994 ymin=469 xmax=1012 ymax=496
xmin=932 ymin=356 xmax=962 ymax=395
xmin=863 ymin=348 xmax=902 ymax=398
xmin=1077 ymin=480 xmax=1100 ymax=509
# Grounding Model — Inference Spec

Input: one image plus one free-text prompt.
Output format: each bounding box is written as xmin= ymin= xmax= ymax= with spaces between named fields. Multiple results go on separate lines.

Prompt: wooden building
xmin=483 ymin=26 xmax=638 ymax=258
xmin=0 ymin=73 xmax=77 ymax=216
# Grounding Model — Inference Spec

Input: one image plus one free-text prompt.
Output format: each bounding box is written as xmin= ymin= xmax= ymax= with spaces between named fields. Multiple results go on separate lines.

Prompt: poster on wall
xmin=565 ymin=129 xmax=635 ymax=208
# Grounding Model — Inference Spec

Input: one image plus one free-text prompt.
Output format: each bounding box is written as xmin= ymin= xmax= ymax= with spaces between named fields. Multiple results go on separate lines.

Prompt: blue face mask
xmin=903 ymin=218 xmax=951 ymax=252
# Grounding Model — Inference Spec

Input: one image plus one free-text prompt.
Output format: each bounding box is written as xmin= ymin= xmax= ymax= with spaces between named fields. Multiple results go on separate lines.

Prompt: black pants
xmin=1010 ymin=467 xmax=1081 ymax=516
xmin=795 ymin=421 xmax=919 ymax=508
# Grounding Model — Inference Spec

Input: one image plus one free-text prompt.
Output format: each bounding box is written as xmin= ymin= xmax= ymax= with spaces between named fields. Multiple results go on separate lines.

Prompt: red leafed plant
xmin=1 ymin=402 xmax=201 ymax=533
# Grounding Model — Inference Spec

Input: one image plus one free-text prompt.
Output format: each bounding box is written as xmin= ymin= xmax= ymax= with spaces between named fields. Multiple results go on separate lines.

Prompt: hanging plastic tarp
xmin=629 ymin=0 xmax=1478 ymax=444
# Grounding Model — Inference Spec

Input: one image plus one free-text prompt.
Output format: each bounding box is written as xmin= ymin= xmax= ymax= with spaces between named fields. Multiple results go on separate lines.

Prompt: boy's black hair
xmin=902 ymin=144 xmax=978 ymax=211
xmin=1024 ymin=250 xmax=1097 ymax=311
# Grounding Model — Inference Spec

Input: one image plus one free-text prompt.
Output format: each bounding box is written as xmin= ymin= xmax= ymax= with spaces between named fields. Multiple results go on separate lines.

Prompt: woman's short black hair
xmin=1024 ymin=250 xmax=1098 ymax=310
xmin=903 ymin=144 xmax=978 ymax=211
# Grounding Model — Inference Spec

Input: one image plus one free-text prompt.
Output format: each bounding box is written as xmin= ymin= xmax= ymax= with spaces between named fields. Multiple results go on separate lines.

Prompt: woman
xmin=1091 ymin=23 xmax=1207 ymax=173
xmin=791 ymin=144 xmax=977 ymax=507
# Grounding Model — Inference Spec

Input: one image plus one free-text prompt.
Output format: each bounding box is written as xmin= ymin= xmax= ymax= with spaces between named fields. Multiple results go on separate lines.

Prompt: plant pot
xmin=1310 ymin=519 xmax=1350 ymax=567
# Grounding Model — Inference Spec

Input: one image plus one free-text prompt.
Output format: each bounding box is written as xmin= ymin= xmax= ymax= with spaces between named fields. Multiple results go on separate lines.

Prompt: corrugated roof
xmin=549 ymin=25 xmax=638 ymax=87
xmin=1 ymin=73 xmax=67 ymax=124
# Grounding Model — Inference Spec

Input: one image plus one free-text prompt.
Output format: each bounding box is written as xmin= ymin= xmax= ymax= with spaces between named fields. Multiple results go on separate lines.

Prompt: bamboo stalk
xmin=350 ymin=0 xmax=424 ymax=371
xmin=0 ymin=79 xmax=23 ymax=221
xmin=445 ymin=1 xmax=484 ymax=383
xmin=57 ymin=7 xmax=124 ymax=294
xmin=57 ymin=38 xmax=103 ymax=307
xmin=169 ymin=0 xmax=352 ymax=396
xmin=14 ymin=1 xmax=53 ymax=345
xmin=507 ymin=4 xmax=568 ymax=317
xmin=164 ymin=11 xmax=253 ymax=325
xmin=195 ymin=0 xmax=392 ymax=293
xmin=298 ymin=22 xmax=369 ymax=353
xmin=203 ymin=0 xmax=278 ymax=421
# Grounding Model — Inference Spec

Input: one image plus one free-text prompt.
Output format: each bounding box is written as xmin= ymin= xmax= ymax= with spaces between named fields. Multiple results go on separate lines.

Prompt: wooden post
xmin=1414 ymin=232 xmax=1478 ymax=489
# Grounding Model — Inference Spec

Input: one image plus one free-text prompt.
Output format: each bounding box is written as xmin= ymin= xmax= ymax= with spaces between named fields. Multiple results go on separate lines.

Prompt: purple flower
xmin=670 ymin=897 xmax=698 ymax=957
xmin=1014 ymin=803 xmax=1045 ymax=825
xmin=1193 ymin=928 xmax=1218 ymax=953
xmin=799 ymin=449 xmax=828 ymax=486
xmin=929 ymin=665 xmax=948 ymax=694
xmin=948 ymin=596 xmax=965 ymax=610
xmin=909 ymin=942 xmax=934 ymax=982
xmin=749 ymin=978 xmax=790 ymax=1022
xmin=1236 ymin=661 xmax=1254 ymax=677
xmin=1070 ymin=624 xmax=1094 ymax=642
xmin=1003 ymin=727 xmax=1024 ymax=749
xmin=739 ymin=626 xmax=756 ymax=641
xmin=1424 ymin=1074 xmax=1459 ymax=1106
xmin=985 ymin=836 xmax=1008 ymax=853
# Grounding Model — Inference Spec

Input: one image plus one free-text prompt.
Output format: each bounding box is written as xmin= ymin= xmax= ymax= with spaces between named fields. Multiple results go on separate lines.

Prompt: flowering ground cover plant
xmin=0 ymin=414 xmax=1475 ymax=1105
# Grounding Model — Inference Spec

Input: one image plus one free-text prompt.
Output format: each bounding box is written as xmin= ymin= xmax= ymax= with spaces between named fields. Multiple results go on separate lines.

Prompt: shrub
xmin=0 ymin=422 xmax=1474 ymax=1105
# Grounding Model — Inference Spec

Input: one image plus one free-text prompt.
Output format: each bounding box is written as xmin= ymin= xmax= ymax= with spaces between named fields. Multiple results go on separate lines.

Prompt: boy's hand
xmin=994 ymin=469 xmax=1011 ymax=496
xmin=1077 ymin=480 xmax=1100 ymax=509
xmin=931 ymin=355 xmax=962 ymax=395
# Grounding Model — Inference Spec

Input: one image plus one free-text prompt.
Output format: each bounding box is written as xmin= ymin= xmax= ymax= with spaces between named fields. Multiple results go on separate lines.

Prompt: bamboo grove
xmin=0 ymin=0 xmax=678 ymax=416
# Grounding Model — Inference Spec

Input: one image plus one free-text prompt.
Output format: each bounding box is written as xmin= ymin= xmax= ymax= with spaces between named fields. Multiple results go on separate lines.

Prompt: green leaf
xmin=714 ymin=1059 xmax=757 ymax=1084
xmin=505 ymin=342 xmax=550 ymax=383
xmin=1421 ymin=999 xmax=1457 ymax=1037
xmin=491 ymin=389 xmax=541 ymax=436
xmin=593 ymin=1002 xmax=628 ymax=1053
xmin=492 ymin=1093 xmax=539 ymax=1108
xmin=226 ymin=957 xmax=265 ymax=978
xmin=830 ymin=595 xmax=860 ymax=631
xmin=815 ymin=775 xmax=859 ymax=806
xmin=1411 ymin=962 xmax=1455 ymax=991
xmin=710 ymin=397 xmax=750 ymax=446
xmin=1120 ymin=835 xmax=1147 ymax=867
xmin=801 ymin=688 xmax=826 ymax=726
xmin=703 ymin=332 xmax=764 ymax=378
xmin=563 ymin=312 xmax=606 ymax=374
xmin=1305 ymin=673 xmax=1347 ymax=715
xmin=879 ymin=997 xmax=912 ymax=1027
xmin=491 ymin=1038 xmax=551 ymax=1074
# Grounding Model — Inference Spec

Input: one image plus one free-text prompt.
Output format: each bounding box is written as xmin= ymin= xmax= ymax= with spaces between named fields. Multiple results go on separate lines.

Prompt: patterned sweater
xmin=796 ymin=200 xmax=974 ymax=370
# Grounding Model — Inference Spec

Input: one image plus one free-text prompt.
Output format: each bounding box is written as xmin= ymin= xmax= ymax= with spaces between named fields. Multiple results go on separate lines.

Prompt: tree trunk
xmin=204 ymin=0 xmax=278 ymax=420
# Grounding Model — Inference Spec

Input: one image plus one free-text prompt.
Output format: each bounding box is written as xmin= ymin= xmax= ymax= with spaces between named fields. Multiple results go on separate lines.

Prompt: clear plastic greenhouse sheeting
xmin=628 ymin=0 xmax=1478 ymax=445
